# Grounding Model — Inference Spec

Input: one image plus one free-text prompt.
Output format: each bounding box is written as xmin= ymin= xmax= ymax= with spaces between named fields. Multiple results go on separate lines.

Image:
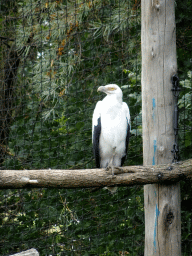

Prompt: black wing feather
xmin=121 ymin=121 xmax=130 ymax=166
xmin=93 ymin=117 xmax=101 ymax=168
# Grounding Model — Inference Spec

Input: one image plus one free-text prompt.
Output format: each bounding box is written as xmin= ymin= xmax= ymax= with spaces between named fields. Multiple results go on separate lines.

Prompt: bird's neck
xmin=105 ymin=93 xmax=122 ymax=104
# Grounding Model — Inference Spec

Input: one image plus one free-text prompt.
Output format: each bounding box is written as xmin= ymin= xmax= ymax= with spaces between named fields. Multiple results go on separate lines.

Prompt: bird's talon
xmin=105 ymin=166 xmax=111 ymax=173
xmin=116 ymin=167 xmax=123 ymax=171
xmin=113 ymin=167 xmax=123 ymax=174
xmin=115 ymin=167 xmax=123 ymax=171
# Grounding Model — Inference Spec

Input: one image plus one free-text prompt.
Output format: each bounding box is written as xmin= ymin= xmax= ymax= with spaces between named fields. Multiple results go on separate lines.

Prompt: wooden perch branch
xmin=0 ymin=159 xmax=192 ymax=189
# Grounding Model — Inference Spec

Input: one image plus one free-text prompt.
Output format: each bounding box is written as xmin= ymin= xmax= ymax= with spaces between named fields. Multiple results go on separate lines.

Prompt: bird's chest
xmin=100 ymin=107 xmax=127 ymax=147
xmin=105 ymin=106 xmax=120 ymax=120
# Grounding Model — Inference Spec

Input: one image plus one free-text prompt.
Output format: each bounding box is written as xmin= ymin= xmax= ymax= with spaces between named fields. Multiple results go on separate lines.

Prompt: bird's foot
xmin=105 ymin=165 xmax=115 ymax=177
xmin=113 ymin=166 xmax=124 ymax=174
xmin=104 ymin=165 xmax=118 ymax=193
xmin=105 ymin=166 xmax=124 ymax=175
xmin=105 ymin=165 xmax=111 ymax=172
xmin=114 ymin=166 xmax=123 ymax=171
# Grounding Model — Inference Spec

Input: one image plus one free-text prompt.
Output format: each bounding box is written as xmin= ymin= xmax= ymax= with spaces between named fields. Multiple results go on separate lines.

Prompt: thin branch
xmin=0 ymin=36 xmax=15 ymax=41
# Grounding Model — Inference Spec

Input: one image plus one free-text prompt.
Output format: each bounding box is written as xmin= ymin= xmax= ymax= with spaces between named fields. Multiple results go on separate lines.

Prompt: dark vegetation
xmin=0 ymin=0 xmax=191 ymax=255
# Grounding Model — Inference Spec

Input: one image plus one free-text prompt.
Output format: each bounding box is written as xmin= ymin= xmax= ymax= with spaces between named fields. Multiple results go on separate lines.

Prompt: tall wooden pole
xmin=141 ymin=0 xmax=181 ymax=255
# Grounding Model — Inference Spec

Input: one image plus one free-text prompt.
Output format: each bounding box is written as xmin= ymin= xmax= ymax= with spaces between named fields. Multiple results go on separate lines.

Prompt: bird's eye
xmin=110 ymin=87 xmax=115 ymax=91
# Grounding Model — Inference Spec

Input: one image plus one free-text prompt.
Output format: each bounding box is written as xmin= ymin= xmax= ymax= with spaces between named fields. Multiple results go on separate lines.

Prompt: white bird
xmin=92 ymin=84 xmax=130 ymax=191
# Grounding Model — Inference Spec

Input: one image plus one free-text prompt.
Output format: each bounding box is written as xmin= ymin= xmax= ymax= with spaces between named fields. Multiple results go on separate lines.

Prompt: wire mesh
xmin=0 ymin=0 xmax=191 ymax=255
xmin=0 ymin=1 xmax=143 ymax=255
xmin=176 ymin=1 xmax=192 ymax=254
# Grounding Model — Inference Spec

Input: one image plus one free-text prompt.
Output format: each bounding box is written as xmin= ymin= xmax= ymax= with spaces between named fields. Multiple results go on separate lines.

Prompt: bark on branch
xmin=0 ymin=159 xmax=192 ymax=189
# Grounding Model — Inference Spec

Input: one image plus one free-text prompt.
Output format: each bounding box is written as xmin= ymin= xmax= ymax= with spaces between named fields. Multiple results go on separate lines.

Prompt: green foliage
xmin=178 ymin=71 xmax=192 ymax=160
xmin=0 ymin=187 xmax=144 ymax=255
xmin=1 ymin=0 xmax=192 ymax=255
xmin=3 ymin=0 xmax=141 ymax=170
xmin=1 ymin=0 xmax=143 ymax=255
xmin=178 ymin=72 xmax=192 ymax=254
xmin=175 ymin=1 xmax=192 ymax=251
xmin=176 ymin=0 xmax=192 ymax=79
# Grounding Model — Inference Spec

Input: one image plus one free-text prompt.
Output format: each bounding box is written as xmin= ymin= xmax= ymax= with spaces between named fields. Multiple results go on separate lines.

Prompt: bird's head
xmin=97 ymin=84 xmax=122 ymax=96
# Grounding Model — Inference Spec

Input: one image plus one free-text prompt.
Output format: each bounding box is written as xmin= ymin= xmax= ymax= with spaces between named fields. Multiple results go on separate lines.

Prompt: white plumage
xmin=92 ymin=84 xmax=130 ymax=176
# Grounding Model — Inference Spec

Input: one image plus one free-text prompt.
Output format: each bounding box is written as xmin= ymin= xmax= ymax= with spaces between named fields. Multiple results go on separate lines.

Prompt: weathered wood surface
xmin=0 ymin=159 xmax=192 ymax=189
xmin=10 ymin=248 xmax=39 ymax=256
xmin=141 ymin=0 xmax=181 ymax=255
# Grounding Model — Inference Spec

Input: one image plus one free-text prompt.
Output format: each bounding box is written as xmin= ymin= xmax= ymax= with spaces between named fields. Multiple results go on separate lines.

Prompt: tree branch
xmin=0 ymin=159 xmax=192 ymax=189
xmin=0 ymin=36 xmax=15 ymax=41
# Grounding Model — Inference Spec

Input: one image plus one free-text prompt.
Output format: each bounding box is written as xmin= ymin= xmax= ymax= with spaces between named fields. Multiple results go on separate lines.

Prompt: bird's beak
xmin=97 ymin=86 xmax=106 ymax=93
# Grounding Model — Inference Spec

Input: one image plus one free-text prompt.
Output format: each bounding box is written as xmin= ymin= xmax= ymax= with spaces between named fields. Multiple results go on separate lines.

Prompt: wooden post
xmin=141 ymin=0 xmax=181 ymax=255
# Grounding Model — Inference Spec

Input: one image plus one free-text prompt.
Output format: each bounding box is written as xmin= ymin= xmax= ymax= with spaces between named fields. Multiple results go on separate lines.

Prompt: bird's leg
xmin=105 ymin=154 xmax=116 ymax=177
xmin=105 ymin=160 xmax=123 ymax=175
xmin=105 ymin=159 xmax=114 ymax=176
xmin=105 ymin=148 xmax=123 ymax=176
xmin=109 ymin=158 xmax=115 ymax=176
